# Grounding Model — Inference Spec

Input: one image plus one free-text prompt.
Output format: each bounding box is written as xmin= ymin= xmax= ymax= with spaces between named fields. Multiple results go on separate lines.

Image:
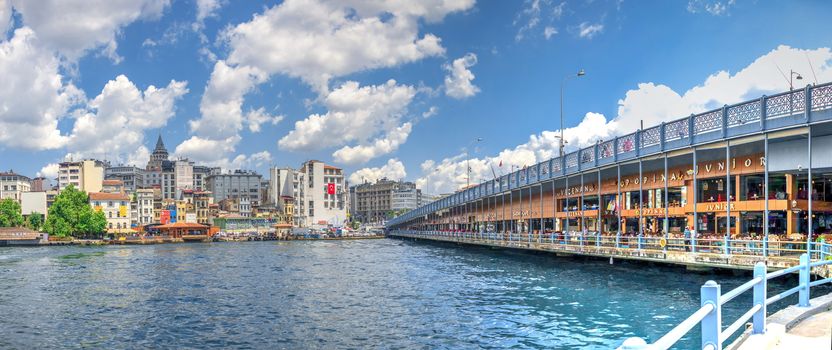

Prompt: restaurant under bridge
xmin=387 ymin=82 xmax=832 ymax=277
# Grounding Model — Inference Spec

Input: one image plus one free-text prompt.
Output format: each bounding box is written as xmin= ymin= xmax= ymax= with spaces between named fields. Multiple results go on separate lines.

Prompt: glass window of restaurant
xmin=768 ymin=128 xmax=809 ymax=241
xmin=698 ymin=178 xmax=735 ymax=202
xmin=583 ymin=195 xmax=599 ymax=210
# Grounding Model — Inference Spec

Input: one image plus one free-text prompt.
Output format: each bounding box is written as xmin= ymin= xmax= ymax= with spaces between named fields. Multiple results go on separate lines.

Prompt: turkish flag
xmin=327 ymin=183 xmax=336 ymax=195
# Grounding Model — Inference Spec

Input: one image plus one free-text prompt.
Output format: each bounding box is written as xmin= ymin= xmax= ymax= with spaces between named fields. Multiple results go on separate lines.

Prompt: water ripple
xmin=0 ymin=240 xmax=827 ymax=349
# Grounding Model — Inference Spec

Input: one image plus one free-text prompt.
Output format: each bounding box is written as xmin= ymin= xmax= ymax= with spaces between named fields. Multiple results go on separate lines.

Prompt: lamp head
xmin=796 ymin=74 xmax=803 ymax=80
xmin=577 ymin=69 xmax=586 ymax=77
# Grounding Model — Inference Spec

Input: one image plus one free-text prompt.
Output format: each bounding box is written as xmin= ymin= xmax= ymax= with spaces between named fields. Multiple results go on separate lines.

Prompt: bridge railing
xmin=618 ymin=251 xmax=832 ymax=350
xmin=392 ymin=230 xmax=821 ymax=259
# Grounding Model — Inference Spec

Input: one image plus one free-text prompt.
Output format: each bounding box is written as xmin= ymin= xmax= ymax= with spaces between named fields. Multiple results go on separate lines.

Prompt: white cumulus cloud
xmin=0 ymin=27 xmax=83 ymax=151
xmin=37 ymin=163 xmax=60 ymax=180
xmin=279 ymin=79 xmax=417 ymax=163
xmin=444 ymin=53 xmax=480 ymax=99
xmin=333 ymin=123 xmax=412 ymax=165
xmin=9 ymin=0 xmax=171 ymax=62
xmin=179 ymin=0 xmax=472 ymax=166
xmin=349 ymin=158 xmax=407 ymax=185
xmin=66 ymin=74 xmax=188 ymax=164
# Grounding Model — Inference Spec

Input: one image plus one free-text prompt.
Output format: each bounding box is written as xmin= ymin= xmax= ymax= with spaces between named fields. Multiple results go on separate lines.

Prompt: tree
xmin=44 ymin=185 xmax=107 ymax=238
xmin=0 ymin=198 xmax=24 ymax=227
xmin=26 ymin=212 xmax=44 ymax=231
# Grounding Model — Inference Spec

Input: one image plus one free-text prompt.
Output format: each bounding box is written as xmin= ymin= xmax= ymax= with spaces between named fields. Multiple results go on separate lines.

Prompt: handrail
xmin=650 ymin=303 xmax=715 ymax=349
xmin=720 ymin=276 xmax=762 ymax=306
xmin=615 ymin=251 xmax=829 ymax=350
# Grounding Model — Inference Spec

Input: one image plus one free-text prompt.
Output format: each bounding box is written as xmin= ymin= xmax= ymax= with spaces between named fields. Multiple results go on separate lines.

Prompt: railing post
xmin=692 ymin=233 xmax=697 ymax=253
xmin=635 ymin=129 xmax=642 ymax=157
xmin=596 ymin=232 xmax=601 ymax=247
xmin=701 ymin=280 xmax=722 ymax=350
xmin=752 ymin=262 xmax=767 ymax=334
xmin=614 ymin=137 xmax=619 ymax=162
xmin=616 ymin=232 xmax=620 ymax=248
xmin=760 ymin=95 xmax=767 ymax=131
xmin=724 ymin=235 xmax=730 ymax=255
xmin=804 ymin=85 xmax=811 ymax=121
xmin=638 ymin=234 xmax=643 ymax=250
xmin=688 ymin=113 xmax=695 ymax=145
xmin=660 ymin=121 xmax=666 ymax=151
xmin=799 ymin=253 xmax=810 ymax=307
xmin=721 ymin=105 xmax=728 ymax=139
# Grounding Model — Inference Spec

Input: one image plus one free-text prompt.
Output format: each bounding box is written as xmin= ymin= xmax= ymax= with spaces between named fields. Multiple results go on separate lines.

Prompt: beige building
xmin=90 ymin=192 xmax=132 ymax=234
xmin=0 ymin=171 xmax=31 ymax=201
xmin=59 ymin=160 xmax=104 ymax=193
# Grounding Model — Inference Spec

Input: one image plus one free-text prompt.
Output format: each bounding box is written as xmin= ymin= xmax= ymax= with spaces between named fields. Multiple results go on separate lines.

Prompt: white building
xmin=298 ymin=160 xmax=347 ymax=228
xmin=90 ymin=192 xmax=132 ymax=234
xmin=135 ymin=189 xmax=155 ymax=226
xmin=20 ymin=192 xmax=47 ymax=218
xmin=58 ymin=160 xmax=105 ymax=193
xmin=0 ymin=171 xmax=31 ymax=201
xmin=159 ymin=159 xmax=194 ymax=200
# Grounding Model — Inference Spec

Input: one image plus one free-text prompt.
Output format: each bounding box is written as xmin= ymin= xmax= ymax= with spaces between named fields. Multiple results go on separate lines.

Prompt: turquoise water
xmin=0 ymin=239 xmax=820 ymax=349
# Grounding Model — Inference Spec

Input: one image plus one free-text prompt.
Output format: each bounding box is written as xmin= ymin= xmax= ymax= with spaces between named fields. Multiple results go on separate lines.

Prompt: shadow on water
xmin=57 ymin=251 xmax=107 ymax=260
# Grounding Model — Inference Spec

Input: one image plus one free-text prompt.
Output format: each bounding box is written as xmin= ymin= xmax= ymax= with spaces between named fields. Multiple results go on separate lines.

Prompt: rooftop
xmin=89 ymin=192 xmax=130 ymax=201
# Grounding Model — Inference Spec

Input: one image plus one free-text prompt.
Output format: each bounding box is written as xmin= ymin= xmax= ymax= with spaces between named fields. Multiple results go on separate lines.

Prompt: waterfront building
xmin=102 ymin=179 xmax=126 ymax=194
xmin=192 ymin=191 xmax=214 ymax=225
xmin=30 ymin=177 xmax=49 ymax=192
xmin=105 ymin=165 xmax=145 ymax=192
xmin=206 ymin=170 xmax=262 ymax=206
xmin=350 ymin=179 xmax=421 ymax=224
xmin=218 ymin=196 xmax=252 ymax=217
xmin=269 ymin=166 xmax=307 ymax=226
xmin=193 ymin=165 xmax=218 ymax=191
xmin=0 ymin=171 xmax=31 ymax=201
xmin=20 ymin=192 xmax=47 ymax=219
xmin=158 ymin=159 xmax=195 ymax=200
xmin=58 ymin=160 xmax=104 ymax=193
xmin=90 ymin=192 xmax=132 ymax=234
xmin=135 ymin=189 xmax=155 ymax=226
xmin=297 ymin=160 xmax=347 ymax=228
xmin=388 ymin=84 xmax=832 ymax=248
xmin=0 ymin=227 xmax=42 ymax=245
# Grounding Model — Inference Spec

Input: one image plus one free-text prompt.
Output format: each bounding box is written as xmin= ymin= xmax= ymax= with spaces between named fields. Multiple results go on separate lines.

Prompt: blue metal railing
xmin=387 ymin=82 xmax=832 ymax=229
xmin=618 ymin=249 xmax=832 ymax=350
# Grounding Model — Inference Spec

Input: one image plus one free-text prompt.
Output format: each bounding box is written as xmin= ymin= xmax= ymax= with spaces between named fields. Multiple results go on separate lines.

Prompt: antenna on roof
xmin=805 ymin=52 xmax=819 ymax=85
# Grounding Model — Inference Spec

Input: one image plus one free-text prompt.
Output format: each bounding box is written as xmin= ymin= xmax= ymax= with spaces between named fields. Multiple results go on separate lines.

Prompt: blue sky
xmin=1 ymin=0 xmax=831 ymax=194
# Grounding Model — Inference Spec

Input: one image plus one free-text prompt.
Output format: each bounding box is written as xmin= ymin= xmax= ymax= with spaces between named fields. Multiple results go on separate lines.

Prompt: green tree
xmin=44 ymin=185 xmax=107 ymax=238
xmin=0 ymin=198 xmax=24 ymax=227
xmin=26 ymin=212 xmax=44 ymax=231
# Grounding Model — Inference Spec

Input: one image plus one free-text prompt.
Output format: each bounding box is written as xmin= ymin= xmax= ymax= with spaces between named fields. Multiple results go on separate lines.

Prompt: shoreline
xmin=7 ymin=235 xmax=389 ymax=247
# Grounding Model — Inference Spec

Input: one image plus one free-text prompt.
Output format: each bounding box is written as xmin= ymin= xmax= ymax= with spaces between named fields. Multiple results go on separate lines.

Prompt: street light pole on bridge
xmin=560 ymin=69 xmax=586 ymax=157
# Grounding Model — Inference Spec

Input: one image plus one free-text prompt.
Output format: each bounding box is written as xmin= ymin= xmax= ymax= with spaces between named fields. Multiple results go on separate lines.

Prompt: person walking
xmin=684 ymin=226 xmax=692 ymax=252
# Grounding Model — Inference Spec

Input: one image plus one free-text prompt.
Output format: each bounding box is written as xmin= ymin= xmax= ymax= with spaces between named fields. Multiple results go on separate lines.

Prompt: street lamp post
xmin=790 ymin=69 xmax=803 ymax=91
xmin=560 ymin=69 xmax=586 ymax=158
xmin=466 ymin=137 xmax=483 ymax=188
